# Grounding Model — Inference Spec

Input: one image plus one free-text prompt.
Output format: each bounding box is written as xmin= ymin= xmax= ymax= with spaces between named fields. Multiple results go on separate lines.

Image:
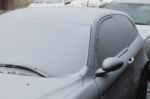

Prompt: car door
xmin=94 ymin=15 xmax=146 ymax=99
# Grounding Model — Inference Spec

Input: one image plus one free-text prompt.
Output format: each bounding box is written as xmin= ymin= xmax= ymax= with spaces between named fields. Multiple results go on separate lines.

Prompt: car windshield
xmin=0 ymin=19 xmax=91 ymax=76
xmin=105 ymin=3 xmax=150 ymax=25
xmin=33 ymin=0 xmax=64 ymax=3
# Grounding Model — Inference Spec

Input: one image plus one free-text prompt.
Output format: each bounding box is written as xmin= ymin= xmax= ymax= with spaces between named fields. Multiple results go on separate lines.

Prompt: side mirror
xmin=96 ymin=57 xmax=124 ymax=76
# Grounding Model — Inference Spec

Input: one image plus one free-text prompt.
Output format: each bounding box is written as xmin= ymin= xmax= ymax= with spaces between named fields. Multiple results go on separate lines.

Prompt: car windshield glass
xmin=33 ymin=0 xmax=63 ymax=3
xmin=106 ymin=3 xmax=150 ymax=25
xmin=0 ymin=19 xmax=90 ymax=76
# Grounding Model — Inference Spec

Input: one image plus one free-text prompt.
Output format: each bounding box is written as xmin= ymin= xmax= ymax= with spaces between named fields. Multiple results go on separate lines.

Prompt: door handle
xmin=128 ymin=57 xmax=135 ymax=64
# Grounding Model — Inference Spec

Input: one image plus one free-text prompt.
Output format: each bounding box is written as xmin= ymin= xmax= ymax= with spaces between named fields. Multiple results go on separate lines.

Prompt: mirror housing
xmin=96 ymin=57 xmax=124 ymax=76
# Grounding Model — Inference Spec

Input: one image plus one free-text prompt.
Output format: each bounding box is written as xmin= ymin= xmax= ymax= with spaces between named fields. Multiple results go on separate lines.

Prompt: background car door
xmin=94 ymin=15 xmax=146 ymax=99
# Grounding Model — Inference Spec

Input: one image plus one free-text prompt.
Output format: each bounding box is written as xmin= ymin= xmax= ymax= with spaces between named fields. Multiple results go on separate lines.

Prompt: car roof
xmin=114 ymin=0 xmax=150 ymax=4
xmin=0 ymin=6 xmax=124 ymax=25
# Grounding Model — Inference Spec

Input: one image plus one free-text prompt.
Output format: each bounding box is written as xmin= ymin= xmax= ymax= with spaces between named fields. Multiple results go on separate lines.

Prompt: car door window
xmin=113 ymin=15 xmax=138 ymax=41
xmin=96 ymin=16 xmax=137 ymax=66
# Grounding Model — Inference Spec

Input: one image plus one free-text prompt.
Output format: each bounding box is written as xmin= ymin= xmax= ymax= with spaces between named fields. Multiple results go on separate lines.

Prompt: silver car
xmin=0 ymin=7 xmax=148 ymax=99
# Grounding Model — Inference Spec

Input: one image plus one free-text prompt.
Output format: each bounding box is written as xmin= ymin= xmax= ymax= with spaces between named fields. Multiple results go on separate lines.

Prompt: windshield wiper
xmin=135 ymin=22 xmax=148 ymax=25
xmin=0 ymin=64 xmax=46 ymax=78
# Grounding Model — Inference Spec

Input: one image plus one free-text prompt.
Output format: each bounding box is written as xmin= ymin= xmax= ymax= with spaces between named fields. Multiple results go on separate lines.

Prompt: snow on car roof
xmin=0 ymin=6 xmax=124 ymax=25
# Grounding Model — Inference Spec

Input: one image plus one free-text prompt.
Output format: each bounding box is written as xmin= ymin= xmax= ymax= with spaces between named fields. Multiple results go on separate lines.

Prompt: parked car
xmin=0 ymin=7 xmax=148 ymax=99
xmin=105 ymin=0 xmax=150 ymax=59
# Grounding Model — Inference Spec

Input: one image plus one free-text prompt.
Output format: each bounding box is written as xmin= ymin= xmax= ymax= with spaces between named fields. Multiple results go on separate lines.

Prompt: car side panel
xmin=64 ymin=79 xmax=100 ymax=99
xmin=94 ymin=14 xmax=148 ymax=99
xmin=95 ymin=35 xmax=147 ymax=99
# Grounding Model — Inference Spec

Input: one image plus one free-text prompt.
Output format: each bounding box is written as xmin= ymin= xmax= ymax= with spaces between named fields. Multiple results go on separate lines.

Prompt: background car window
xmin=97 ymin=16 xmax=137 ymax=65
xmin=106 ymin=3 xmax=150 ymax=25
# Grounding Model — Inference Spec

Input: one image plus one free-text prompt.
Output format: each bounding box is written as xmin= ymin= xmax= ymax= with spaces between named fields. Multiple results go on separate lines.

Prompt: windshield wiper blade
xmin=0 ymin=64 xmax=46 ymax=78
xmin=135 ymin=22 xmax=147 ymax=25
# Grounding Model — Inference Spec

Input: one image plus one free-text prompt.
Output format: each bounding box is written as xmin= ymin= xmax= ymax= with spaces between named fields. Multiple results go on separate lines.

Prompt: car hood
xmin=0 ymin=74 xmax=83 ymax=99
xmin=136 ymin=25 xmax=150 ymax=40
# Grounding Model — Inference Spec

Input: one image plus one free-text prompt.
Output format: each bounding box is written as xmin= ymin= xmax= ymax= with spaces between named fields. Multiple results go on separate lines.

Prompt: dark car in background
xmin=0 ymin=7 xmax=148 ymax=99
